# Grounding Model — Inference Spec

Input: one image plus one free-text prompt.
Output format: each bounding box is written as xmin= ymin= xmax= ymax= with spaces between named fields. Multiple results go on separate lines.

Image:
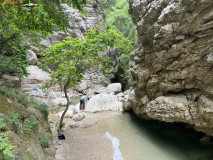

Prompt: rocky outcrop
xmin=107 ymin=83 xmax=122 ymax=94
xmin=86 ymin=94 xmax=124 ymax=112
xmin=27 ymin=0 xmax=104 ymax=65
xmin=128 ymin=0 xmax=213 ymax=135
xmin=21 ymin=66 xmax=50 ymax=91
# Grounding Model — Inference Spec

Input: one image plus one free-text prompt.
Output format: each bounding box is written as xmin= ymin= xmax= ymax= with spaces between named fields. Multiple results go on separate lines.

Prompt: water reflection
xmin=104 ymin=112 xmax=213 ymax=160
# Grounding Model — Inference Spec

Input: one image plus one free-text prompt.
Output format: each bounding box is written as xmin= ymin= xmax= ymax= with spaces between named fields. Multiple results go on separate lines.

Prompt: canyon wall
xmin=27 ymin=0 xmax=104 ymax=65
xmin=128 ymin=0 xmax=213 ymax=135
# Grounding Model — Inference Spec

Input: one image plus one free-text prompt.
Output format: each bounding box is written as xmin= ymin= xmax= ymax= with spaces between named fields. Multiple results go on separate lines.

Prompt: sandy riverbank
xmin=52 ymin=112 xmax=120 ymax=160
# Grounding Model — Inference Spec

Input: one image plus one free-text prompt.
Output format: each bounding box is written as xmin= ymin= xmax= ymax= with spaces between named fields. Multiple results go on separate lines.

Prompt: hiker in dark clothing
xmin=79 ymin=95 xmax=90 ymax=110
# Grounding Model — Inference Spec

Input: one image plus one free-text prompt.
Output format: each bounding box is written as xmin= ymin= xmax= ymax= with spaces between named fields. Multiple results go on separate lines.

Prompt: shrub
xmin=16 ymin=89 xmax=28 ymax=106
xmin=10 ymin=112 xmax=21 ymax=133
xmin=0 ymin=85 xmax=29 ymax=106
xmin=23 ymin=115 xmax=39 ymax=135
xmin=32 ymin=102 xmax=49 ymax=119
xmin=0 ymin=113 xmax=15 ymax=159
xmin=40 ymin=136 xmax=50 ymax=148
xmin=0 ymin=113 xmax=6 ymax=130
xmin=37 ymin=61 xmax=50 ymax=72
xmin=0 ymin=52 xmax=28 ymax=79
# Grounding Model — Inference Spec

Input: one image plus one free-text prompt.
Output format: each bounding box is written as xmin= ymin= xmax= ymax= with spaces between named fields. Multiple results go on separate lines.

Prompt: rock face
xmin=128 ymin=0 xmax=213 ymax=135
xmin=86 ymin=94 xmax=124 ymax=112
xmin=28 ymin=0 xmax=104 ymax=65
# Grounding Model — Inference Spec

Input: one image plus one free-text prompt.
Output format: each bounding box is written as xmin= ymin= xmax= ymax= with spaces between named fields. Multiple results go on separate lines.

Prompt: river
xmin=101 ymin=112 xmax=213 ymax=160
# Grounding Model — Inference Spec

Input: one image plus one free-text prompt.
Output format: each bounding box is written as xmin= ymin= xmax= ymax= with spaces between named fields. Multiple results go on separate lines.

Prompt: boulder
xmin=40 ymin=38 xmax=51 ymax=49
xmin=73 ymin=113 xmax=85 ymax=121
xmin=107 ymin=83 xmax=122 ymax=94
xmin=57 ymin=109 xmax=74 ymax=118
xmin=27 ymin=50 xmax=38 ymax=65
xmin=78 ymin=81 xmax=90 ymax=92
xmin=85 ymin=94 xmax=123 ymax=112
xmin=52 ymin=98 xmax=67 ymax=106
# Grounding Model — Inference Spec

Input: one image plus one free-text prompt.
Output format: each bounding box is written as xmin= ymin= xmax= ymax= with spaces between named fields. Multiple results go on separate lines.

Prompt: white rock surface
xmin=52 ymin=98 xmax=68 ymax=106
xmin=107 ymin=83 xmax=122 ymax=94
xmin=78 ymin=81 xmax=90 ymax=92
xmin=73 ymin=113 xmax=86 ymax=121
xmin=21 ymin=65 xmax=50 ymax=91
xmin=85 ymin=94 xmax=123 ymax=112
xmin=27 ymin=50 xmax=38 ymax=65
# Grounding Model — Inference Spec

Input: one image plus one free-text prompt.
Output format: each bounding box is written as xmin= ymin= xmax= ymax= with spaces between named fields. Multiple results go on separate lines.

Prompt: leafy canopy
xmin=99 ymin=0 xmax=137 ymax=43
xmin=0 ymin=0 xmax=88 ymax=78
xmin=40 ymin=26 xmax=132 ymax=89
xmin=98 ymin=0 xmax=137 ymax=88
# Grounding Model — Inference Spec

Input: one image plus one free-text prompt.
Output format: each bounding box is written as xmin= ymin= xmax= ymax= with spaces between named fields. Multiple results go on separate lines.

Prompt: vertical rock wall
xmin=128 ymin=0 xmax=213 ymax=135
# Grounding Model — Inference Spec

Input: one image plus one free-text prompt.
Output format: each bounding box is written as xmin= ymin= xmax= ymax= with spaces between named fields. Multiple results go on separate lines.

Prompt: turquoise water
xmin=103 ymin=113 xmax=213 ymax=160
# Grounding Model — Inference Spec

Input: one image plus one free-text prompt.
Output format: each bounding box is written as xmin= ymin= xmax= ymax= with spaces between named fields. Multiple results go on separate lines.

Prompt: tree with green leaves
xmin=40 ymin=26 xmax=132 ymax=132
xmin=97 ymin=0 xmax=136 ymax=89
xmin=0 ymin=0 xmax=88 ymax=78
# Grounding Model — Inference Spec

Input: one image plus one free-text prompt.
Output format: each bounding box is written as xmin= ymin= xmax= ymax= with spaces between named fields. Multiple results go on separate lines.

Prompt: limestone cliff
xmin=128 ymin=0 xmax=213 ymax=135
xmin=27 ymin=0 xmax=104 ymax=65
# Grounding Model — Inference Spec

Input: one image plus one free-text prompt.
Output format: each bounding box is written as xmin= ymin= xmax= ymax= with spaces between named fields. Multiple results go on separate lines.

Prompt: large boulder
xmin=85 ymin=94 xmax=123 ymax=112
xmin=27 ymin=50 xmax=38 ymax=65
xmin=78 ymin=81 xmax=90 ymax=92
xmin=107 ymin=83 xmax=122 ymax=94
xmin=128 ymin=0 xmax=213 ymax=135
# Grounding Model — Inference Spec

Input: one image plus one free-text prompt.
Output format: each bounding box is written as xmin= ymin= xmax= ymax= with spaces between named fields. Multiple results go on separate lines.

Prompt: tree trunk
xmin=58 ymin=81 xmax=70 ymax=133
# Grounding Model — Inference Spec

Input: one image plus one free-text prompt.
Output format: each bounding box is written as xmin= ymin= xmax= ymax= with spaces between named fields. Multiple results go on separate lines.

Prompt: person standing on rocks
xmin=79 ymin=94 xmax=90 ymax=110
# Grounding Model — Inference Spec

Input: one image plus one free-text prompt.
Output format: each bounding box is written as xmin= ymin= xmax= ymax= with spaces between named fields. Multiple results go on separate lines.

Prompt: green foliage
xmin=99 ymin=0 xmax=137 ymax=43
xmin=32 ymin=102 xmax=49 ymax=119
xmin=0 ymin=54 xmax=28 ymax=79
xmin=37 ymin=61 xmax=50 ymax=72
xmin=41 ymin=26 xmax=132 ymax=130
xmin=118 ymin=53 xmax=130 ymax=82
xmin=99 ymin=0 xmax=136 ymax=86
xmin=0 ymin=84 xmax=29 ymax=106
xmin=40 ymin=136 xmax=50 ymax=148
xmin=40 ymin=26 xmax=132 ymax=89
xmin=104 ymin=73 xmax=115 ymax=84
xmin=10 ymin=112 xmax=21 ymax=133
xmin=23 ymin=115 xmax=39 ymax=135
xmin=0 ymin=113 xmax=6 ymax=130
xmin=0 ymin=0 xmax=88 ymax=78
xmin=0 ymin=113 xmax=15 ymax=159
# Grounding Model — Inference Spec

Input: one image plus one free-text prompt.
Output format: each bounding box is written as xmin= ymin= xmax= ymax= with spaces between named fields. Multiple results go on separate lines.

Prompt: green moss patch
xmin=0 ymin=94 xmax=29 ymax=117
